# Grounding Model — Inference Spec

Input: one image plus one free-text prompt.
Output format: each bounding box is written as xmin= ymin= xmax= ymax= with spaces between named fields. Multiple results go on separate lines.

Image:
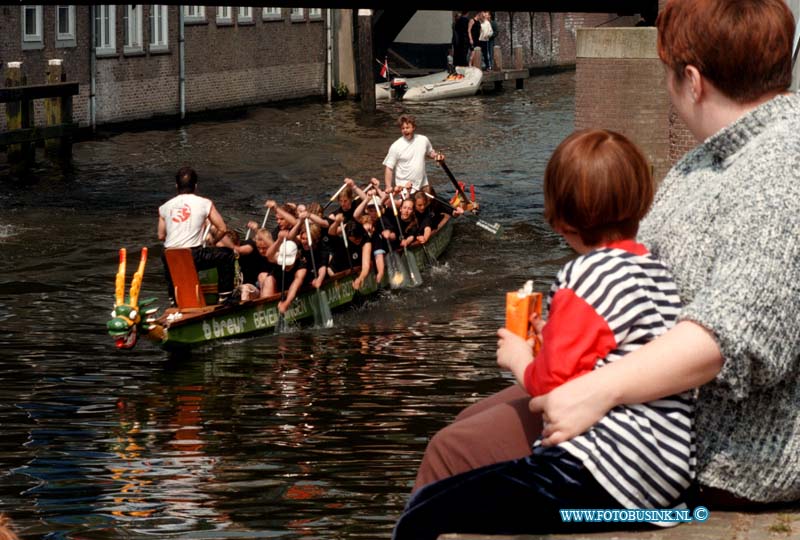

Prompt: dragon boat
xmin=107 ymin=220 xmax=453 ymax=351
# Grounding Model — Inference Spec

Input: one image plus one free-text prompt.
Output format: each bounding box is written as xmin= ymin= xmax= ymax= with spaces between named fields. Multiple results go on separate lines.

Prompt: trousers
xmin=395 ymin=446 xmax=632 ymax=540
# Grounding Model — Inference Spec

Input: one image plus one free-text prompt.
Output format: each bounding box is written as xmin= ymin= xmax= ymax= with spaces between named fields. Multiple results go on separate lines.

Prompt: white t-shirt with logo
xmin=382 ymin=134 xmax=433 ymax=191
xmin=159 ymin=193 xmax=212 ymax=248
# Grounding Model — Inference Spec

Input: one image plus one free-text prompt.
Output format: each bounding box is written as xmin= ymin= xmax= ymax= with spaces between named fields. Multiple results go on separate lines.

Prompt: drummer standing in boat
xmin=383 ymin=114 xmax=445 ymax=194
xmin=157 ymin=166 xmax=235 ymax=305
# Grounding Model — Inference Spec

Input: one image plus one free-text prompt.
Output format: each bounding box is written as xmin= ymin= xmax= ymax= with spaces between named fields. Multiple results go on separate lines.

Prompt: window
xmin=183 ymin=6 xmax=205 ymax=21
xmin=217 ymin=6 xmax=232 ymax=24
xmin=237 ymin=7 xmax=252 ymax=23
xmin=124 ymin=5 xmax=143 ymax=51
xmin=22 ymin=5 xmax=43 ymax=43
xmin=262 ymin=7 xmax=281 ymax=20
xmin=56 ymin=5 xmax=76 ymax=41
xmin=309 ymin=8 xmax=322 ymax=20
xmin=290 ymin=8 xmax=304 ymax=21
xmin=150 ymin=5 xmax=168 ymax=49
xmin=95 ymin=5 xmax=116 ymax=55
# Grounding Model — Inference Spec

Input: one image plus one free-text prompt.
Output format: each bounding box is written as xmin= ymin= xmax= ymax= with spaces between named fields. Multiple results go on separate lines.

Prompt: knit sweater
xmin=638 ymin=93 xmax=800 ymax=502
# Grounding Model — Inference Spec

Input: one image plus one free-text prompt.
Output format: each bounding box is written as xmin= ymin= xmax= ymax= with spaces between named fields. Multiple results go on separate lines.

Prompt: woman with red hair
xmin=396 ymin=0 xmax=800 ymax=537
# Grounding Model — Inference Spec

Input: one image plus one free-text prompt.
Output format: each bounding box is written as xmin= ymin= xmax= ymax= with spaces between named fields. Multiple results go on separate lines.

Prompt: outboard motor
xmin=390 ymin=78 xmax=408 ymax=100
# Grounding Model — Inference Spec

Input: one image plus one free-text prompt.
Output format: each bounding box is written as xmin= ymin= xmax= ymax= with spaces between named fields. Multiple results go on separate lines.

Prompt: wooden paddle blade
xmin=274 ymin=313 xmax=289 ymax=334
xmin=475 ymin=219 xmax=502 ymax=235
xmin=422 ymin=245 xmax=437 ymax=267
xmin=386 ymin=251 xmax=408 ymax=289
xmin=316 ymin=289 xmax=334 ymax=328
xmin=405 ymin=249 xmax=423 ymax=287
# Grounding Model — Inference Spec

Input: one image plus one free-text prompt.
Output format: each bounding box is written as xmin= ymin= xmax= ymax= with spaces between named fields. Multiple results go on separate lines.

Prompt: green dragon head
xmin=107 ymin=298 xmax=158 ymax=349
xmin=108 ymin=248 xmax=159 ymax=349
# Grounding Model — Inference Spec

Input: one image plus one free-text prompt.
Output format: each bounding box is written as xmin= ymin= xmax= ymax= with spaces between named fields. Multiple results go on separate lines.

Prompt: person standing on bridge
xmin=383 ymin=114 xmax=445 ymax=194
xmin=452 ymin=11 xmax=471 ymax=66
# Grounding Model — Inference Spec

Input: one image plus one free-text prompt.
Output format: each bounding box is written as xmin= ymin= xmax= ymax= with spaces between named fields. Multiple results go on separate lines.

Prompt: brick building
xmin=493 ymin=12 xmax=640 ymax=70
xmin=1 ymin=5 xmax=328 ymax=130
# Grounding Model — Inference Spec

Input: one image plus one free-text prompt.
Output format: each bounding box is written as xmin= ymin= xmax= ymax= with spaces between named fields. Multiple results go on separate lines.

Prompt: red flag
xmin=380 ymin=58 xmax=388 ymax=79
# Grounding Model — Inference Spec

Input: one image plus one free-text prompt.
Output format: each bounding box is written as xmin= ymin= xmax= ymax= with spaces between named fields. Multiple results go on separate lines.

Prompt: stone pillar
xmin=512 ymin=47 xmax=524 ymax=70
xmin=469 ymin=47 xmax=481 ymax=68
xmin=575 ymin=27 xmax=685 ymax=183
xmin=493 ymin=45 xmax=503 ymax=71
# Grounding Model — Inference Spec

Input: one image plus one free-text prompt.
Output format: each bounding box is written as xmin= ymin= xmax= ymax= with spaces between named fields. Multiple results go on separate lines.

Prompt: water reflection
xmin=0 ymin=71 xmax=576 ymax=538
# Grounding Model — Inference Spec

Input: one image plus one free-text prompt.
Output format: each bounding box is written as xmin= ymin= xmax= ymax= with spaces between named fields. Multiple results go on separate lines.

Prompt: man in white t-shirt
xmin=157 ymin=166 xmax=235 ymax=304
xmin=383 ymin=114 xmax=445 ymax=193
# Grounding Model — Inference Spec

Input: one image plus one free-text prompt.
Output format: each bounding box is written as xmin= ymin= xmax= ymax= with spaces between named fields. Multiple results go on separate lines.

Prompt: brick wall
xmin=0 ymin=5 xmax=91 ymax=131
xmin=93 ymin=6 xmax=181 ymax=123
xmin=1 ymin=6 xmax=327 ymax=130
xmin=575 ymin=28 xmax=672 ymax=182
xmin=184 ymin=8 xmax=326 ymax=114
xmin=653 ymin=0 xmax=698 ymax=165
xmin=493 ymin=12 xmax=639 ymax=69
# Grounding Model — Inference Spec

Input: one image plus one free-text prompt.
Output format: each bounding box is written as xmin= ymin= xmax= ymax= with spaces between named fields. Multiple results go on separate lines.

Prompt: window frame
xmin=290 ymin=7 xmax=305 ymax=22
xmin=123 ymin=5 xmax=144 ymax=53
xmin=149 ymin=4 xmax=169 ymax=51
xmin=216 ymin=6 xmax=233 ymax=26
xmin=309 ymin=8 xmax=323 ymax=20
xmin=95 ymin=5 xmax=117 ymax=57
xmin=56 ymin=5 xmax=76 ymax=45
xmin=183 ymin=5 xmax=206 ymax=22
xmin=262 ymin=7 xmax=282 ymax=21
xmin=237 ymin=7 xmax=253 ymax=24
xmin=22 ymin=5 xmax=43 ymax=47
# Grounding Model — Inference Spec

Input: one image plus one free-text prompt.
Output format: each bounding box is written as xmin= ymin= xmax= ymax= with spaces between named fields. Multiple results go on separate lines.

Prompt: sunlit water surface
xmin=0 ymin=72 xmax=575 ymax=539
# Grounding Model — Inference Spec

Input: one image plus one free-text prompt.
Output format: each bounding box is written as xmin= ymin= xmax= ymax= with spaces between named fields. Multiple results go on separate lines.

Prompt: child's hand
xmin=497 ymin=327 xmax=535 ymax=389
xmin=531 ymin=313 xmax=545 ymax=347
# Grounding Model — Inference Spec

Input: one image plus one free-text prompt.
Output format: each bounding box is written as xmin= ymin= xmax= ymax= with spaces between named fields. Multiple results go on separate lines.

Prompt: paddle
xmin=201 ymin=222 xmax=212 ymax=247
xmin=438 ymin=159 xmax=471 ymax=206
xmin=389 ymin=194 xmax=423 ymax=287
xmin=422 ymin=191 xmax=502 ymax=236
xmin=245 ymin=207 xmax=270 ymax=241
xmin=372 ymin=195 xmax=409 ymax=289
xmin=305 ymin=218 xmax=334 ymax=328
xmin=340 ymin=221 xmax=355 ymax=274
xmin=421 ymin=243 xmax=437 ymax=268
xmin=275 ymin=239 xmax=290 ymax=334
xmin=322 ymin=182 xmax=348 ymax=212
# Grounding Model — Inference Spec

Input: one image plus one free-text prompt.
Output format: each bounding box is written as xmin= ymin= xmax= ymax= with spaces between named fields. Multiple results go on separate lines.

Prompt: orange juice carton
xmin=505 ymin=280 xmax=543 ymax=354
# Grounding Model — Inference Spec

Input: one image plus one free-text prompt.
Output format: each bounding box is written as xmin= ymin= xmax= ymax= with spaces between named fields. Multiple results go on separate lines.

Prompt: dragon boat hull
xmin=145 ymin=220 xmax=452 ymax=350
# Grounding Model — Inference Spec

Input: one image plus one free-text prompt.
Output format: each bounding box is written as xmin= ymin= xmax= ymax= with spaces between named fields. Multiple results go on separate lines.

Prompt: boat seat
xmin=164 ymin=248 xmax=206 ymax=309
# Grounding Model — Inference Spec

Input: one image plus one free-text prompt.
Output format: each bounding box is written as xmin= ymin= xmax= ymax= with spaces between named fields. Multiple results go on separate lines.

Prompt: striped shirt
xmin=530 ymin=240 xmax=695 ymax=511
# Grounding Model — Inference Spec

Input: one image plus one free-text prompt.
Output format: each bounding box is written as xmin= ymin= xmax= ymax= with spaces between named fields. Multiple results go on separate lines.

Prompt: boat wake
xmin=0 ymin=224 xmax=18 ymax=240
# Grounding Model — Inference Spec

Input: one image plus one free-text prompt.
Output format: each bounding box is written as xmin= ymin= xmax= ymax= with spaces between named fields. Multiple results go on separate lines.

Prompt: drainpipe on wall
xmin=89 ymin=5 xmax=96 ymax=132
xmin=179 ymin=6 xmax=186 ymax=119
xmin=326 ymin=8 xmax=333 ymax=102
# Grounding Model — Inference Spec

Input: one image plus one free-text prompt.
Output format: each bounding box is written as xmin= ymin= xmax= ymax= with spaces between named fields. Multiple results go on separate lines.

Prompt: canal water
xmin=0 ymin=72 xmax=575 ymax=539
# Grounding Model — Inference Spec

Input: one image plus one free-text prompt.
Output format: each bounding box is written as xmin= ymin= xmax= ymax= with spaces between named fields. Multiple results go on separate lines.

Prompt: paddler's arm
xmin=384 ymin=166 xmax=395 ymax=194
xmin=208 ymin=203 xmax=227 ymax=241
xmin=279 ymin=268 xmax=307 ymax=313
xmin=353 ymin=241 xmax=372 ymax=290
